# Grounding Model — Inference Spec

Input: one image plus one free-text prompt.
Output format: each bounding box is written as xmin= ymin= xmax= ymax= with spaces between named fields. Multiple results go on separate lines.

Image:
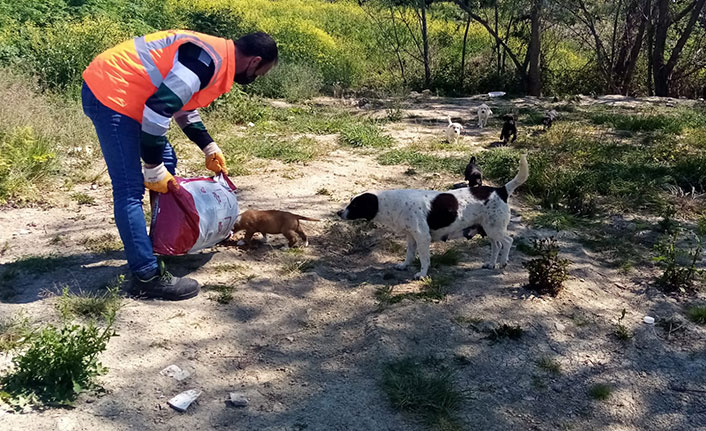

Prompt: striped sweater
xmin=141 ymin=43 xmax=216 ymax=165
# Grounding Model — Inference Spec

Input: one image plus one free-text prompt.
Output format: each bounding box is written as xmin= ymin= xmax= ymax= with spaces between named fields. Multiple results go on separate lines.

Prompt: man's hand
xmin=203 ymin=142 xmax=228 ymax=175
xmin=144 ymin=163 xmax=179 ymax=194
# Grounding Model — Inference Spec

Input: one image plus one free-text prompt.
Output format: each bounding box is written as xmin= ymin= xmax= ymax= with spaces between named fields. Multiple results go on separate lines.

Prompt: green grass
xmin=203 ymin=284 xmax=235 ymax=304
xmin=79 ymin=233 xmax=123 ymax=254
xmin=278 ymin=252 xmax=315 ymax=275
xmin=382 ymin=357 xmax=466 ymax=430
xmin=687 ymin=305 xmax=706 ymax=325
xmin=0 ymin=126 xmax=58 ymax=204
xmin=339 ymin=123 xmax=393 ymax=148
xmin=536 ymin=356 xmax=562 ymax=375
xmin=56 ymin=276 xmax=124 ymax=321
xmin=223 ymin=135 xmax=320 ymax=164
xmin=590 ymin=108 xmax=706 ymax=134
xmin=0 ymin=314 xmax=30 ymax=353
xmin=414 ymin=248 xmax=462 ymax=269
xmin=588 ymin=383 xmax=612 ymax=401
xmin=375 ymin=275 xmax=453 ymax=306
xmin=614 ymin=324 xmax=633 ymax=341
xmin=378 ymin=150 xmax=466 ymax=175
xmin=71 ymin=192 xmax=95 ymax=206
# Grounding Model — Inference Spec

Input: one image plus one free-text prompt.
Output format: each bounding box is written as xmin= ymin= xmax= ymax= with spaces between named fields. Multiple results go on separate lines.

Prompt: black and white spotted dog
xmin=338 ymin=155 xmax=529 ymax=278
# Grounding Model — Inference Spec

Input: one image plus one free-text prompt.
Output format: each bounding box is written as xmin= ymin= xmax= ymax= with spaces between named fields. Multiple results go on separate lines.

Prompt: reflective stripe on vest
xmin=133 ymin=34 xmax=223 ymax=88
xmin=83 ymin=30 xmax=236 ymax=122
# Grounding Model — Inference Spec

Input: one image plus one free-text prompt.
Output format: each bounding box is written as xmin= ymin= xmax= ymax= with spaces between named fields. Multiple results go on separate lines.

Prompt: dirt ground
xmin=1 ymin=95 xmax=705 ymax=431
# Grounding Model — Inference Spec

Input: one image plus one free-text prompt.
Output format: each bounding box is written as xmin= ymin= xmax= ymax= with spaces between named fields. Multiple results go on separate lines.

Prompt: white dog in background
xmin=445 ymin=116 xmax=463 ymax=144
xmin=477 ymin=103 xmax=492 ymax=128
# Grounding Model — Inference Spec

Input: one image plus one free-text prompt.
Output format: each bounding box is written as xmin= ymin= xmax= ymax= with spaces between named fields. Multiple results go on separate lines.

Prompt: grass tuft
xmin=687 ymin=305 xmax=706 ymax=325
xmin=79 ymin=233 xmax=123 ymax=254
xmin=56 ymin=275 xmax=124 ymax=321
xmin=382 ymin=357 xmax=466 ymax=430
xmin=339 ymin=123 xmax=393 ymax=148
xmin=536 ymin=356 xmax=562 ymax=375
xmin=588 ymin=383 xmax=612 ymax=401
xmin=203 ymin=284 xmax=235 ymax=304
xmin=71 ymin=192 xmax=96 ymax=206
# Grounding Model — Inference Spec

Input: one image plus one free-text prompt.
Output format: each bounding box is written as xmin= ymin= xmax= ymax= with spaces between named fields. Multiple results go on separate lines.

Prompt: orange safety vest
xmin=83 ymin=30 xmax=236 ymax=122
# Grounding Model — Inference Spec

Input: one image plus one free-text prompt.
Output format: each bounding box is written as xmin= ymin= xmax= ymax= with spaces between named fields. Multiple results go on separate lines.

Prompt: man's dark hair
xmin=235 ymin=32 xmax=278 ymax=65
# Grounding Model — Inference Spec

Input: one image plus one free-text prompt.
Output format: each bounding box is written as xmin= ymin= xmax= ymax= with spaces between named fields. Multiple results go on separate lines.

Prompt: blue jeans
xmin=81 ymin=82 xmax=177 ymax=280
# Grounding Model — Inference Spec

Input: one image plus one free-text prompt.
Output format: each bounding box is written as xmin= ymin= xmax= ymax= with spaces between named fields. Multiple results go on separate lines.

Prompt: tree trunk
xmin=652 ymin=0 xmax=706 ymax=96
xmin=460 ymin=13 xmax=471 ymax=90
xmin=646 ymin=1 xmax=654 ymax=95
xmin=388 ymin=6 xmax=407 ymax=85
xmin=527 ymin=0 xmax=542 ymax=96
xmin=495 ymin=2 xmax=501 ymax=73
xmin=420 ymin=0 xmax=431 ymax=88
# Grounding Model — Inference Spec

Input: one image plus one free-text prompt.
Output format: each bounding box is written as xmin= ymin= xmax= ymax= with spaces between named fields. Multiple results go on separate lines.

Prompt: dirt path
xmin=1 ymin=99 xmax=706 ymax=431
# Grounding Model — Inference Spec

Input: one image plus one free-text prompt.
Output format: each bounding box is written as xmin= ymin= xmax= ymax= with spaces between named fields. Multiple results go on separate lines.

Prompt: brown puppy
xmin=232 ymin=210 xmax=320 ymax=248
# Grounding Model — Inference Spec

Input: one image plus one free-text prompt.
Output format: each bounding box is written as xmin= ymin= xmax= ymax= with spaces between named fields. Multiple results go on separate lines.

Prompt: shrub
xmin=523 ymin=238 xmax=571 ymax=296
xmin=687 ymin=305 xmax=706 ymax=325
xmin=249 ymin=62 xmax=324 ymax=101
xmin=0 ymin=126 xmax=58 ymax=203
xmin=653 ymin=231 xmax=704 ymax=294
xmin=0 ymin=316 xmax=116 ymax=407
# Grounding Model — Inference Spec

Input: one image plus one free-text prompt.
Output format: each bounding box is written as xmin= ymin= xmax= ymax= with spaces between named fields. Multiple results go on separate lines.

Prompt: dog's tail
xmin=294 ymin=214 xmax=321 ymax=222
xmin=504 ymin=154 xmax=529 ymax=196
xmin=447 ymin=115 xmax=453 ymax=126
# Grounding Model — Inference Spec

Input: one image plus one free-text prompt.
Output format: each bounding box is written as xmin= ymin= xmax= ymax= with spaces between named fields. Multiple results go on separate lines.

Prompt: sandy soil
xmin=1 ymin=95 xmax=705 ymax=431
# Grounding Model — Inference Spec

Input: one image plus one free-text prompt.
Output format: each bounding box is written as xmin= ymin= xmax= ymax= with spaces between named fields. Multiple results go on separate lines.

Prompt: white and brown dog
xmin=477 ymin=103 xmax=492 ymax=128
xmin=338 ymin=155 xmax=528 ymax=278
xmin=445 ymin=116 xmax=463 ymax=144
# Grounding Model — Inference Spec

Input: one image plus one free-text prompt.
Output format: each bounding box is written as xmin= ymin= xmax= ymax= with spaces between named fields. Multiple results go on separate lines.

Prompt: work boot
xmin=130 ymin=261 xmax=200 ymax=301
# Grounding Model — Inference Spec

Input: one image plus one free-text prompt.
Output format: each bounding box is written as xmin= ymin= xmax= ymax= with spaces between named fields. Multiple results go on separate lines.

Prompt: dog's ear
xmin=469 ymin=156 xmax=477 ymax=164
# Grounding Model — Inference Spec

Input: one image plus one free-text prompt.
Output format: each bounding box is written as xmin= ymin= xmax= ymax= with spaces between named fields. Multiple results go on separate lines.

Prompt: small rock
xmin=227 ymin=392 xmax=249 ymax=407
xmin=555 ymin=322 xmax=566 ymax=332
xmin=643 ymin=316 xmax=655 ymax=325
xmin=91 ymin=183 xmax=98 ymax=190
xmin=247 ymin=122 xmax=255 ymax=127
xmin=551 ymin=384 xmax=562 ymax=393
xmin=285 ymin=336 xmax=295 ymax=343
xmin=579 ymin=278 xmax=585 ymax=283
xmin=510 ymin=216 xmax=522 ymax=223
xmin=17 ymin=229 xmax=31 ymax=235
xmin=160 ymin=364 xmax=191 ymax=381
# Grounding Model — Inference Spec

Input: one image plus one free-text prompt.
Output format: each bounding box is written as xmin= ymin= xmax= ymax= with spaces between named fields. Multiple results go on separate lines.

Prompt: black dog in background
xmin=451 ymin=156 xmax=482 ymax=189
xmin=500 ymin=114 xmax=517 ymax=144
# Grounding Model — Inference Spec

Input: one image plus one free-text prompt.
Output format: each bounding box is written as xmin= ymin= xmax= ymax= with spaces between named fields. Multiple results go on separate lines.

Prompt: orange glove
xmin=203 ymin=142 xmax=228 ymax=175
xmin=143 ymin=163 xmax=179 ymax=194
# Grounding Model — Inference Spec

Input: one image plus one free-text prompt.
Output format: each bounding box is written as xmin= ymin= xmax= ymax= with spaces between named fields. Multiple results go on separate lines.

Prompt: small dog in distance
xmin=499 ymin=114 xmax=517 ymax=144
xmin=445 ymin=116 xmax=464 ymax=144
xmin=543 ymin=110 xmax=558 ymax=129
xmin=477 ymin=104 xmax=493 ymax=128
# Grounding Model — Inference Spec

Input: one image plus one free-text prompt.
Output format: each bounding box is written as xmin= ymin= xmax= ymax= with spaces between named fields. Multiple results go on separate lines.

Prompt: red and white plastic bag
xmin=150 ymin=173 xmax=238 ymax=255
